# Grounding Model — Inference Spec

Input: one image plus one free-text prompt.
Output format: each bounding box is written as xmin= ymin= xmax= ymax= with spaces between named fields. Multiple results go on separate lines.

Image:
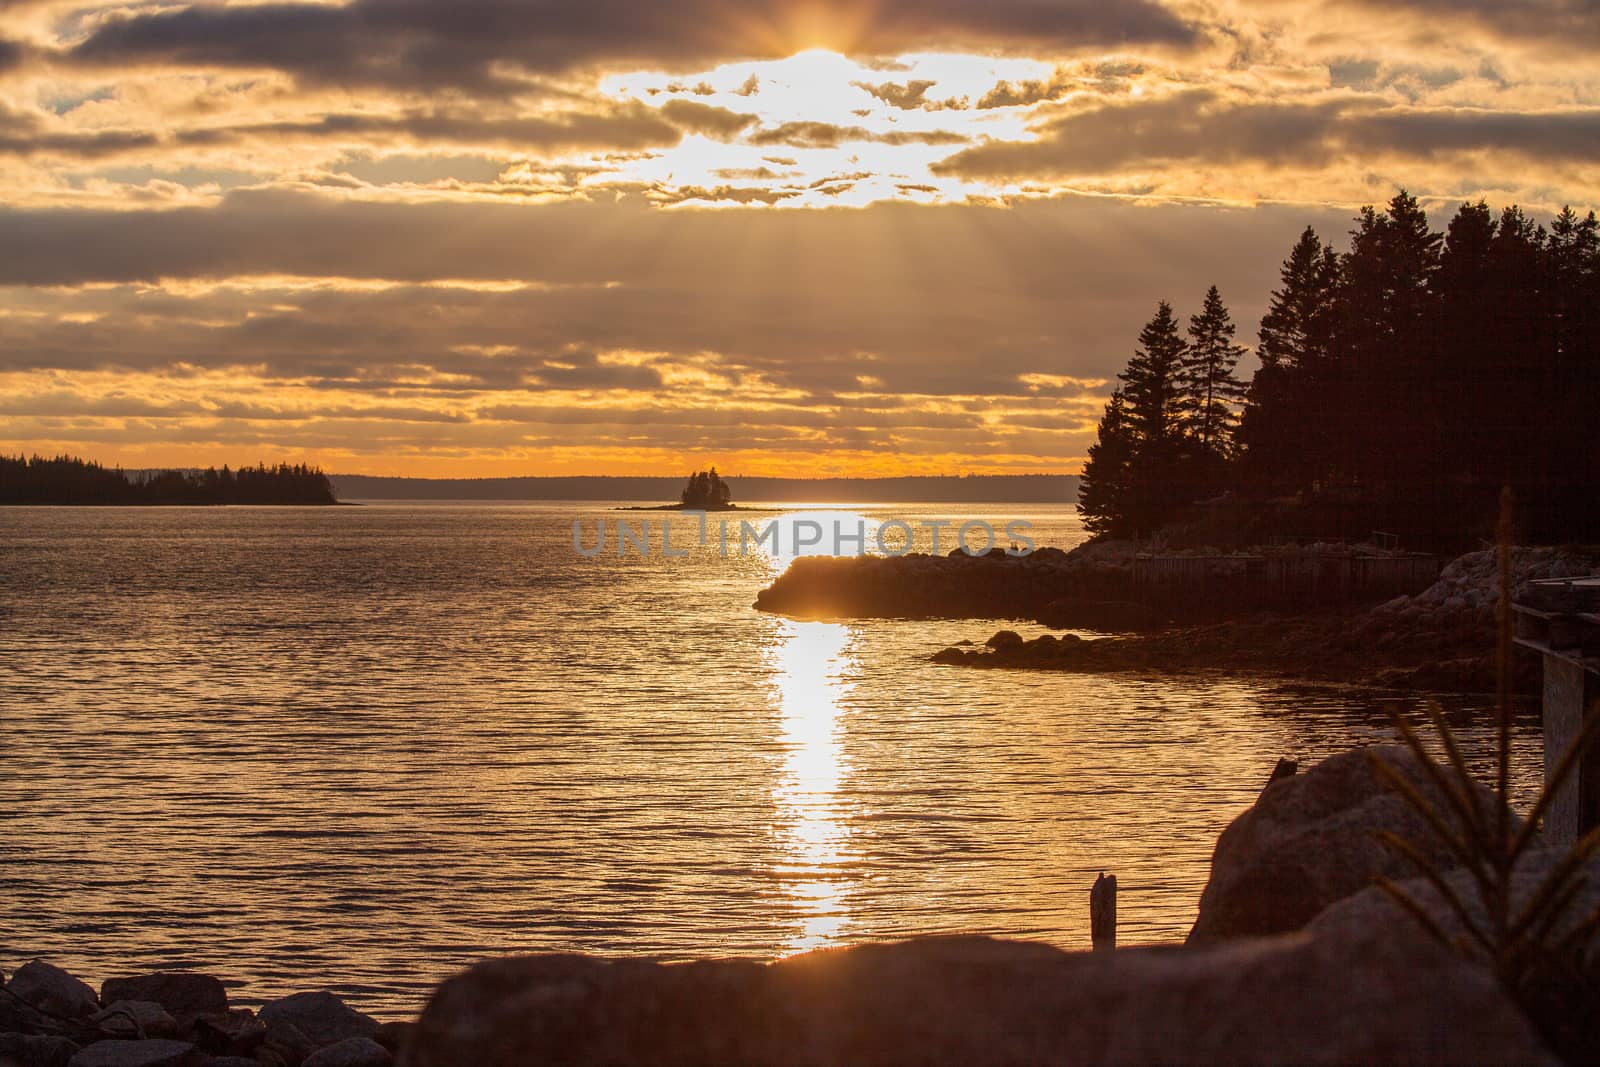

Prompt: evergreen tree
xmin=1117 ymin=300 xmax=1190 ymax=533
xmin=1076 ymin=390 xmax=1134 ymax=536
xmin=1240 ymin=228 xmax=1340 ymax=491
xmin=1180 ymin=285 xmax=1248 ymax=464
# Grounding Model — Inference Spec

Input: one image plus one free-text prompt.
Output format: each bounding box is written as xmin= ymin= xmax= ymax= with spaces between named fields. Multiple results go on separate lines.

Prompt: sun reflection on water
xmin=770 ymin=617 xmax=856 ymax=952
xmin=762 ymin=510 xmax=866 ymax=953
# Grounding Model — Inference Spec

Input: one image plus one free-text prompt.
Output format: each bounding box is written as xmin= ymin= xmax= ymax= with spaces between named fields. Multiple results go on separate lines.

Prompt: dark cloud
xmin=0 ymin=189 xmax=1354 ymax=401
xmin=935 ymin=89 xmax=1600 ymax=179
xmin=0 ymin=103 xmax=158 ymax=158
xmin=61 ymin=0 xmax=1200 ymax=92
xmin=1335 ymin=0 xmax=1600 ymax=50
xmin=851 ymin=79 xmax=966 ymax=110
xmin=748 ymin=120 xmax=967 ymax=148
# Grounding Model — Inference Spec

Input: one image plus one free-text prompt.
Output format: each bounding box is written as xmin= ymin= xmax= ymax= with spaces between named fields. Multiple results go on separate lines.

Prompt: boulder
xmin=1187 ymin=746 xmax=1501 ymax=944
xmin=258 ymin=994 xmax=378 ymax=1050
xmin=97 ymin=976 xmax=226 ymax=1023
xmin=259 ymin=1020 xmax=317 ymax=1066
xmin=400 ymin=930 xmax=1553 ymax=1066
xmin=303 ymin=1037 xmax=392 ymax=1067
xmin=88 ymin=1002 xmax=179 ymax=1040
xmin=0 ymin=1033 xmax=79 ymax=1067
xmin=1312 ymin=847 xmax=1600 ymax=1065
xmin=7 ymin=962 xmax=100 ymax=1020
xmin=64 ymin=1040 xmax=196 ymax=1067
xmin=985 ymin=629 xmax=1023 ymax=649
xmin=372 ymin=1022 xmax=413 ymax=1056
xmin=188 ymin=1010 xmax=263 ymax=1059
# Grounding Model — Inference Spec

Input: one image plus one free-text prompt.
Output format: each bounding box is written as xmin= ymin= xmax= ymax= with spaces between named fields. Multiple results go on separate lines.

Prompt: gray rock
xmin=65 ymin=1040 xmax=196 ymax=1067
xmin=1187 ymin=745 xmax=1503 ymax=943
xmin=303 ymin=1037 xmax=392 ymax=1067
xmin=0 ymin=1032 xmax=80 ymax=1067
xmin=400 ymin=929 xmax=1555 ymax=1066
xmin=7 ymin=962 xmax=100 ymax=1020
xmin=89 ymin=1002 xmax=178 ymax=1040
xmin=985 ymin=629 xmax=1023 ymax=648
xmin=258 ymin=994 xmax=377 ymax=1050
xmin=98 ymin=976 xmax=226 ymax=1022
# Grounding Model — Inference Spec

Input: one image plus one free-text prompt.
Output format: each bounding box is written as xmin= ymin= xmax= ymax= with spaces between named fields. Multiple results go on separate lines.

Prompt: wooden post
xmin=1091 ymin=872 xmax=1116 ymax=952
xmin=1514 ymin=578 xmax=1600 ymax=847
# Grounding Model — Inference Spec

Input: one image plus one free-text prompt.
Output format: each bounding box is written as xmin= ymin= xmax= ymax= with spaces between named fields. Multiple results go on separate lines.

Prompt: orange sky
xmin=0 ymin=0 xmax=1595 ymax=476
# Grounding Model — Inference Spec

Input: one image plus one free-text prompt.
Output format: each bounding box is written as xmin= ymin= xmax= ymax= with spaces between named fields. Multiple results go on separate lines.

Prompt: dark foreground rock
xmin=1313 ymin=848 xmax=1600 ymax=1065
xmin=402 ymin=927 xmax=1554 ymax=1066
xmin=98 ymin=976 xmax=226 ymax=1025
xmin=0 ymin=963 xmax=392 ymax=1067
xmin=1187 ymin=746 xmax=1508 ymax=944
xmin=257 ymin=993 xmax=378 ymax=1049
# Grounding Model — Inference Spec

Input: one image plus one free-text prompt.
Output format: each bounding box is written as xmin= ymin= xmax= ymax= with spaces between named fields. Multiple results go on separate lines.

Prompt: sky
xmin=0 ymin=0 xmax=1595 ymax=476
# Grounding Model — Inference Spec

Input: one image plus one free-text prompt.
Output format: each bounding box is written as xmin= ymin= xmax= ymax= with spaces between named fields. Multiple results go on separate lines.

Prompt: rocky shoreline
xmin=8 ymin=745 xmax=1594 ymax=1065
xmin=759 ymin=544 xmax=1598 ymax=692
xmin=0 ymin=972 xmax=406 ymax=1067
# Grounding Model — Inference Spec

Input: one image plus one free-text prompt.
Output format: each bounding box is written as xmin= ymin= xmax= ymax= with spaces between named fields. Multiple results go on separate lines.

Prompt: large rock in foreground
xmin=401 ymin=928 xmax=1553 ymax=1066
xmin=1187 ymin=745 xmax=1499 ymax=944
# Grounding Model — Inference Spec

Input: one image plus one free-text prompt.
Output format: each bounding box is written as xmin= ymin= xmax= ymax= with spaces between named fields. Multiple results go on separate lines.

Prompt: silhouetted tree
xmin=1180 ymin=285 xmax=1248 ymax=469
xmin=1076 ymin=390 xmax=1135 ymax=536
xmin=680 ymin=467 xmax=732 ymax=509
xmin=0 ymin=455 xmax=335 ymax=505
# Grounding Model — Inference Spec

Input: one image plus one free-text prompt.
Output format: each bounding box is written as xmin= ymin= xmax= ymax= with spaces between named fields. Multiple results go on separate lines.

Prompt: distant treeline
xmin=1080 ymin=192 xmax=1600 ymax=549
xmin=0 ymin=455 xmax=337 ymax=505
xmin=329 ymin=473 xmax=1079 ymax=503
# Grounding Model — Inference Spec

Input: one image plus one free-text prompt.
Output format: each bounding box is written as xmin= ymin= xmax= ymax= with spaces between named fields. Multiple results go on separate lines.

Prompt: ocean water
xmin=0 ymin=501 xmax=1542 ymax=1014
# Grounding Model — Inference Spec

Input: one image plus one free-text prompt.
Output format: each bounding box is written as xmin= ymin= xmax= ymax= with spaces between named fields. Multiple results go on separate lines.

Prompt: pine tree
xmin=1117 ymin=300 xmax=1190 ymax=533
xmin=1077 ymin=390 xmax=1135 ymax=536
xmin=1240 ymin=228 xmax=1340 ymax=491
xmin=1180 ymin=285 xmax=1248 ymax=463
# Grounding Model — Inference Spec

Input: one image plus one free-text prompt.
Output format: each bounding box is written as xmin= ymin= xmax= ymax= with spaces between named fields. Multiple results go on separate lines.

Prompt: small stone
xmin=302 ymin=1036 xmax=392 ymax=1067
xmin=7 ymin=961 xmax=100 ymax=1019
xmin=258 ymin=994 xmax=377 ymax=1049
xmin=65 ymin=1039 xmax=196 ymax=1067
xmin=99 ymin=976 xmax=227 ymax=1022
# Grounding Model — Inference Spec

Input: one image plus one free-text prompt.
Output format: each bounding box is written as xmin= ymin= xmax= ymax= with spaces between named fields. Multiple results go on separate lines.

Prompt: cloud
xmin=747 ymin=120 xmax=968 ymax=148
xmin=60 ymin=0 xmax=1200 ymax=92
xmin=935 ymin=88 xmax=1600 ymax=180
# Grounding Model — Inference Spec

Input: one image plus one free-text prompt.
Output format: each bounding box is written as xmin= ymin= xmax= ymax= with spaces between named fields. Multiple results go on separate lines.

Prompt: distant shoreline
xmin=329 ymin=473 xmax=1079 ymax=504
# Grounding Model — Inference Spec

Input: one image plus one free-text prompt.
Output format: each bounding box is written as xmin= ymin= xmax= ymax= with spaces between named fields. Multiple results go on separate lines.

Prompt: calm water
xmin=0 ymin=502 xmax=1541 ymax=1014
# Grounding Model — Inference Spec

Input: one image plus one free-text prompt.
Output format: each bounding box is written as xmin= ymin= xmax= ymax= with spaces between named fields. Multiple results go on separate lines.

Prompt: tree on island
xmin=0 ymin=455 xmax=337 ymax=505
xmin=680 ymin=467 xmax=732 ymax=509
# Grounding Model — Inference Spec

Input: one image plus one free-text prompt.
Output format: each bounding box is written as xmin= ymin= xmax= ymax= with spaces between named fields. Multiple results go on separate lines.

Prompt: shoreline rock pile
xmin=0 ymin=968 xmax=406 ymax=1067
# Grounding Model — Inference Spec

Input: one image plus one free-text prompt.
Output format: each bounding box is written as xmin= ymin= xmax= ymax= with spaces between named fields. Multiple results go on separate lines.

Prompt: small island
xmin=621 ymin=467 xmax=740 ymax=511
xmin=0 ymin=454 xmax=339 ymax=505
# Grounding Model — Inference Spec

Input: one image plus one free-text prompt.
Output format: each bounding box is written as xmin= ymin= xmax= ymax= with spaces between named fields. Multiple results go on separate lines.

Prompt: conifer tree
xmin=1180 ymin=285 xmax=1248 ymax=462
xmin=1076 ymin=390 xmax=1134 ymax=536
